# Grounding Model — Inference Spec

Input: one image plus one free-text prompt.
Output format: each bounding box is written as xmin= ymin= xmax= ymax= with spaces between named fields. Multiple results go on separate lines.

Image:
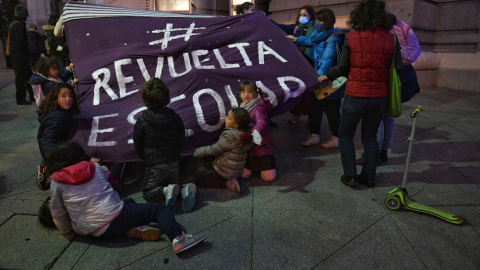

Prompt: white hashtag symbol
xmin=149 ymin=22 xmax=206 ymax=50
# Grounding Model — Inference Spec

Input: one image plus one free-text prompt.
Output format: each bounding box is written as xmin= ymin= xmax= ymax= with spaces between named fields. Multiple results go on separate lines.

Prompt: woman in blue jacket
xmin=287 ymin=9 xmax=345 ymax=148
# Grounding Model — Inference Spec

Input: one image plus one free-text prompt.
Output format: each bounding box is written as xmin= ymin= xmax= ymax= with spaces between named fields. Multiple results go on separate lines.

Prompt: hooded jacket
xmin=29 ymin=68 xmax=73 ymax=96
xmin=133 ymin=107 xmax=185 ymax=167
xmin=295 ymin=28 xmax=345 ymax=99
xmin=37 ymin=107 xmax=74 ymax=161
xmin=49 ymin=162 xmax=124 ymax=236
xmin=241 ymin=98 xmax=274 ymax=158
xmin=194 ymin=128 xmax=253 ymax=180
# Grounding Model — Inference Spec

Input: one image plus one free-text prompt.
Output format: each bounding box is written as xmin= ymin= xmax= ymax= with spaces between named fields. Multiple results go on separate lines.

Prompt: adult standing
xmin=235 ymin=2 xmax=254 ymax=15
xmin=27 ymin=23 xmax=42 ymax=68
xmin=376 ymin=12 xmax=421 ymax=163
xmin=9 ymin=5 xmax=34 ymax=105
xmin=272 ymin=6 xmax=316 ymax=124
xmin=287 ymin=9 xmax=345 ymax=148
xmin=322 ymin=0 xmax=403 ymax=188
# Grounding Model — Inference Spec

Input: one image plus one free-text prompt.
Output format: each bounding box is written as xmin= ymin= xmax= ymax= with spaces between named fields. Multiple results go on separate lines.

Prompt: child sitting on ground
xmin=29 ymin=57 xmax=76 ymax=106
xmin=133 ymin=78 xmax=196 ymax=213
xmin=38 ymin=141 xmax=206 ymax=255
xmin=237 ymin=81 xmax=277 ymax=181
xmin=193 ymin=107 xmax=253 ymax=194
xmin=36 ymin=82 xmax=80 ymax=190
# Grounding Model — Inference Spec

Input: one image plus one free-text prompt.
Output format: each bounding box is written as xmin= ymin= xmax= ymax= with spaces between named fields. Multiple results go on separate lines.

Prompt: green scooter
xmin=385 ymin=106 xmax=466 ymax=225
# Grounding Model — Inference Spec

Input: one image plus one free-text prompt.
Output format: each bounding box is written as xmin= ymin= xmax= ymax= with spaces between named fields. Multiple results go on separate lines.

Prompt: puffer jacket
xmin=50 ymin=162 xmax=123 ymax=236
xmin=240 ymin=98 xmax=274 ymax=158
xmin=37 ymin=107 xmax=74 ymax=161
xmin=295 ymin=28 xmax=345 ymax=99
xmin=29 ymin=68 xmax=73 ymax=96
xmin=194 ymin=128 xmax=253 ymax=180
xmin=326 ymin=27 xmax=404 ymax=98
xmin=133 ymin=107 xmax=184 ymax=167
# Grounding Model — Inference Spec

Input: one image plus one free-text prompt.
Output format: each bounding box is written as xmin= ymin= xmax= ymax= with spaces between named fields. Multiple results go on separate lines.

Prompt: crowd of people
xmin=8 ymin=0 xmax=421 ymax=256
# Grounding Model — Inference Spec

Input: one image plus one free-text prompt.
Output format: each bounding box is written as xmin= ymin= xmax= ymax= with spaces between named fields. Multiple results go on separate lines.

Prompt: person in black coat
xmin=9 ymin=5 xmax=34 ymax=105
xmin=133 ymin=78 xmax=195 ymax=212
xmin=27 ymin=23 xmax=42 ymax=68
xmin=36 ymin=82 xmax=81 ymax=190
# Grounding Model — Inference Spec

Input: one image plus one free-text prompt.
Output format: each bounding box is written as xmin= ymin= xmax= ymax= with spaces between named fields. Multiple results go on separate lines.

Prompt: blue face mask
xmin=298 ymin=17 xmax=309 ymax=25
xmin=315 ymin=21 xmax=324 ymax=32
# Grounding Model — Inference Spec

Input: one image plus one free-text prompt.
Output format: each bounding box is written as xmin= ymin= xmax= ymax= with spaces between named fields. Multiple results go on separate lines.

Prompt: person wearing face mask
xmin=286 ymin=9 xmax=345 ymax=149
xmin=270 ymin=6 xmax=316 ymax=124
xmin=235 ymin=2 xmax=254 ymax=15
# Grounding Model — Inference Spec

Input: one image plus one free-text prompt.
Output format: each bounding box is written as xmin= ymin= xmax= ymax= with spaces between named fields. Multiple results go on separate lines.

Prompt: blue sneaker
xmin=181 ymin=183 xmax=196 ymax=213
xmin=165 ymin=184 xmax=179 ymax=210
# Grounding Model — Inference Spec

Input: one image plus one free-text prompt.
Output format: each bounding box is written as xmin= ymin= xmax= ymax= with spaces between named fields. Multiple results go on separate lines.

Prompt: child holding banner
xmin=237 ymin=81 xmax=277 ymax=182
xmin=39 ymin=141 xmax=206 ymax=255
xmin=133 ymin=78 xmax=196 ymax=213
xmin=36 ymin=82 xmax=81 ymax=190
xmin=193 ymin=107 xmax=253 ymax=194
xmin=29 ymin=57 xmax=75 ymax=106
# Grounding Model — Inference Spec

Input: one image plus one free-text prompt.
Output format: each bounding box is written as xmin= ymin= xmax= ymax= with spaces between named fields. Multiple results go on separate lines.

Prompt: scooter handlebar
xmin=410 ymin=106 xmax=424 ymax=118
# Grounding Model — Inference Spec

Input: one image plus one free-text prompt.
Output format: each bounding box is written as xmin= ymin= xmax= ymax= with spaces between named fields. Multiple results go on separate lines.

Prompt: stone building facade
xmin=6 ymin=0 xmax=480 ymax=91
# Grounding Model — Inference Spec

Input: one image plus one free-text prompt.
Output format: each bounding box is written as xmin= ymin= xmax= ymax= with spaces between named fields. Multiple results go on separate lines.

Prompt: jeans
xmin=98 ymin=198 xmax=182 ymax=242
xmin=338 ymin=96 xmax=387 ymax=180
xmin=377 ymin=114 xmax=395 ymax=151
xmin=308 ymin=92 xmax=342 ymax=137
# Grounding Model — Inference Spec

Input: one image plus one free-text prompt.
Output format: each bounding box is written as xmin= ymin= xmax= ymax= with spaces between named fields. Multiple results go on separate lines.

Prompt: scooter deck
xmin=387 ymin=188 xmax=465 ymax=225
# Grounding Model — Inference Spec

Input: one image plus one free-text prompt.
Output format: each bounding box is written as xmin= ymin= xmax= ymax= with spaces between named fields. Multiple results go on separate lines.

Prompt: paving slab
xmin=315 ymin=215 xmax=428 ymax=270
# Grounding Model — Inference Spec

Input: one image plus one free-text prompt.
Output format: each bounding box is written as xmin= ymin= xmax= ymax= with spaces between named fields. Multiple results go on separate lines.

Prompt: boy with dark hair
xmin=133 ymin=78 xmax=196 ymax=213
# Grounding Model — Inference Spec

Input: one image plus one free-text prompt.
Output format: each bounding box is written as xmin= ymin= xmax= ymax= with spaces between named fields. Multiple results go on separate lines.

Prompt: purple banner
xmin=63 ymin=3 xmax=319 ymax=163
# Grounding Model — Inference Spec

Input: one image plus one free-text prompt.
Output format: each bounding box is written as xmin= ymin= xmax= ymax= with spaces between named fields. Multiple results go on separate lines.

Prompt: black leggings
xmin=308 ymin=92 xmax=341 ymax=137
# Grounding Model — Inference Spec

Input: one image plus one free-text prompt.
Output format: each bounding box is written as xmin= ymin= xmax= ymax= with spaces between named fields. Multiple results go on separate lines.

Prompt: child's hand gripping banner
xmin=64 ymin=2 xmax=319 ymax=162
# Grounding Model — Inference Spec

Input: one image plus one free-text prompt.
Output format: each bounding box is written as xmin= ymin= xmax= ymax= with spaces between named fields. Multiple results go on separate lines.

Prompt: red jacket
xmin=346 ymin=27 xmax=395 ymax=97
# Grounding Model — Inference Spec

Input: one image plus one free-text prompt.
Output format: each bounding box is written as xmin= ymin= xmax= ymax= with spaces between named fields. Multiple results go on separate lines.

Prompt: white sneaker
xmin=301 ymin=134 xmax=320 ymax=146
xmin=320 ymin=136 xmax=339 ymax=148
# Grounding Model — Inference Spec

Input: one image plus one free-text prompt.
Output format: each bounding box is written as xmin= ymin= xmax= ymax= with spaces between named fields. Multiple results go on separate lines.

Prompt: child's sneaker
xmin=226 ymin=179 xmax=241 ymax=194
xmin=165 ymin=184 xmax=180 ymax=210
xmin=181 ymin=183 xmax=196 ymax=213
xmin=241 ymin=168 xmax=252 ymax=178
xmin=301 ymin=134 xmax=320 ymax=146
xmin=288 ymin=114 xmax=301 ymax=124
xmin=320 ymin=136 xmax=339 ymax=148
xmin=36 ymin=165 xmax=49 ymax=190
xmin=126 ymin=225 xmax=161 ymax=242
xmin=172 ymin=232 xmax=206 ymax=255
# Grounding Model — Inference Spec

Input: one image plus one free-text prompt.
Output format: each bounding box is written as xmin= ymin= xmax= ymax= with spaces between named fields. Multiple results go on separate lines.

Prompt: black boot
xmin=341 ymin=175 xmax=357 ymax=187
xmin=380 ymin=149 xmax=388 ymax=163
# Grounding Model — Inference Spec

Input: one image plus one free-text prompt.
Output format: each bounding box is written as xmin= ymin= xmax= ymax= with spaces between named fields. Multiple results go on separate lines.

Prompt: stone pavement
xmin=0 ymin=67 xmax=479 ymax=269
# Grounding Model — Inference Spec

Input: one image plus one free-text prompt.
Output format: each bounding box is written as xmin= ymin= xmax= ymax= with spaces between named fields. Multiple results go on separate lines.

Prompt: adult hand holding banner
xmin=63 ymin=2 xmax=319 ymax=162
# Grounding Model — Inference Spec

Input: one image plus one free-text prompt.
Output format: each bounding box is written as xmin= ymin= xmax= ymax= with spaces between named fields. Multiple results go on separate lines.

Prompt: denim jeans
xmin=98 ymin=198 xmax=182 ymax=242
xmin=338 ymin=96 xmax=387 ymax=180
xmin=377 ymin=114 xmax=395 ymax=151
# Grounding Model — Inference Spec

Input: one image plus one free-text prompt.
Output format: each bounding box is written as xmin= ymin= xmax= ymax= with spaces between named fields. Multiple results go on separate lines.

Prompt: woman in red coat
xmin=321 ymin=0 xmax=403 ymax=188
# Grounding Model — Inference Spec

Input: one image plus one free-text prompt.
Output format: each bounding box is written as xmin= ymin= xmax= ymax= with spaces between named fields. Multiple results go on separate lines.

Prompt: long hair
xmin=45 ymin=141 xmax=90 ymax=178
xmin=38 ymin=197 xmax=57 ymax=230
xmin=316 ymin=9 xmax=336 ymax=30
xmin=40 ymin=82 xmax=81 ymax=116
xmin=235 ymin=2 xmax=254 ymax=15
xmin=296 ymin=6 xmax=316 ymax=25
xmin=140 ymin=77 xmax=170 ymax=109
xmin=34 ymin=57 xmax=60 ymax=78
xmin=348 ymin=0 xmax=391 ymax=32
xmin=230 ymin=107 xmax=251 ymax=132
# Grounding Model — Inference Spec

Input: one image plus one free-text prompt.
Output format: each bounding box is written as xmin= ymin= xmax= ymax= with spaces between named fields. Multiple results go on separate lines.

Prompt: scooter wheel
xmin=386 ymin=196 xmax=401 ymax=210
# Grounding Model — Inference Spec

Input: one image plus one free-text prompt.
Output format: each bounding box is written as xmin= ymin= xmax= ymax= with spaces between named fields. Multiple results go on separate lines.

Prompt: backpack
xmin=5 ymin=21 xmax=20 ymax=56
